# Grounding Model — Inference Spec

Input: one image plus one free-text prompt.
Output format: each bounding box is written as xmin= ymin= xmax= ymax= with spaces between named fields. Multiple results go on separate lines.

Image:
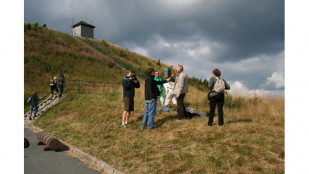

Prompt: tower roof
xmin=72 ymin=21 xmax=95 ymax=28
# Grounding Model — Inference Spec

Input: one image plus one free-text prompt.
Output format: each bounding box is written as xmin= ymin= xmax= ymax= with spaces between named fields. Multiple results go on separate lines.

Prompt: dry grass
xmin=26 ymin=24 xmax=284 ymax=173
xmin=35 ymin=84 xmax=284 ymax=174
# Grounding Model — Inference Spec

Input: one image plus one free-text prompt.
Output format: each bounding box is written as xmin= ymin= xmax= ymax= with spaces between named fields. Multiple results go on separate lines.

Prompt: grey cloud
xmin=24 ymin=0 xmax=284 ymax=96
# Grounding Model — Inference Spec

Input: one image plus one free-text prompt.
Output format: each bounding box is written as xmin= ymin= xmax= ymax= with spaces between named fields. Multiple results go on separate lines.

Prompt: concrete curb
xmin=27 ymin=125 xmax=125 ymax=174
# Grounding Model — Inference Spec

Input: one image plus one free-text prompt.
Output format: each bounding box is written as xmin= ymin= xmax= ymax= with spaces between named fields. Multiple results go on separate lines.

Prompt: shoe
xmin=121 ymin=124 xmax=126 ymax=128
xmin=29 ymin=117 xmax=32 ymax=120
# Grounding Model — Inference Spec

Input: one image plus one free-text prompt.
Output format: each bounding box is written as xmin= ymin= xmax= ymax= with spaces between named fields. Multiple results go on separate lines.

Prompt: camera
xmin=130 ymin=74 xmax=137 ymax=80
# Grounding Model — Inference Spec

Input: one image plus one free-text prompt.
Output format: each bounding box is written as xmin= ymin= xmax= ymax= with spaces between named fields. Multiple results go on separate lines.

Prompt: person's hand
xmin=176 ymin=94 xmax=180 ymax=99
xmin=129 ymin=77 xmax=133 ymax=80
xmin=151 ymin=99 xmax=155 ymax=102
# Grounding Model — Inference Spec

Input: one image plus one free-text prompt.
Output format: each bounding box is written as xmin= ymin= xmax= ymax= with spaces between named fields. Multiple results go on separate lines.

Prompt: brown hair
xmin=148 ymin=68 xmax=154 ymax=75
xmin=213 ymin=68 xmax=221 ymax=77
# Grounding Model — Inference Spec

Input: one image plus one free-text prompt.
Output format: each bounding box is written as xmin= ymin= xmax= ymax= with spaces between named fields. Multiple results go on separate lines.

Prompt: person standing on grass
xmin=121 ymin=71 xmax=140 ymax=128
xmin=154 ymin=71 xmax=165 ymax=112
xmin=142 ymin=68 xmax=170 ymax=130
xmin=49 ymin=76 xmax=58 ymax=99
xmin=29 ymin=92 xmax=39 ymax=120
xmin=163 ymin=81 xmax=177 ymax=110
xmin=58 ymin=73 xmax=65 ymax=98
xmin=207 ymin=68 xmax=230 ymax=127
xmin=172 ymin=64 xmax=190 ymax=119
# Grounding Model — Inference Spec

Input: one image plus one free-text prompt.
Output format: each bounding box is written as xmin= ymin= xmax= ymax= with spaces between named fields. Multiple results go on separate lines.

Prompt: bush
xmin=157 ymin=59 xmax=161 ymax=66
xmin=224 ymin=94 xmax=243 ymax=108
xmin=108 ymin=62 xmax=115 ymax=68
xmin=25 ymin=23 xmax=31 ymax=31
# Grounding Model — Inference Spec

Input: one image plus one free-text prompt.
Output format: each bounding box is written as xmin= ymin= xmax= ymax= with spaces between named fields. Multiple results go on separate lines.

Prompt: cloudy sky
xmin=24 ymin=0 xmax=285 ymax=97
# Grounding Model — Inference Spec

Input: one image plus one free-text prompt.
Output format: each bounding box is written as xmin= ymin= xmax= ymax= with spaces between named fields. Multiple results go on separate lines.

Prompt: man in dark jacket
xmin=29 ymin=92 xmax=39 ymax=120
xmin=141 ymin=68 xmax=169 ymax=130
xmin=49 ymin=76 xmax=58 ymax=99
xmin=58 ymin=73 xmax=65 ymax=98
xmin=121 ymin=71 xmax=140 ymax=127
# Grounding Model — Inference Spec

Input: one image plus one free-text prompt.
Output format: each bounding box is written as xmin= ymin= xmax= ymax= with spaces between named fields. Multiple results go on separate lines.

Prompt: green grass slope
xmin=25 ymin=23 xmax=284 ymax=173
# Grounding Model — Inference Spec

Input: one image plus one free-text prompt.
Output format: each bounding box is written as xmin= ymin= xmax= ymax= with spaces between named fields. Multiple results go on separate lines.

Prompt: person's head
xmin=126 ymin=71 xmax=132 ymax=77
xmin=155 ymin=71 xmax=159 ymax=78
xmin=177 ymin=64 xmax=184 ymax=73
xmin=33 ymin=91 xmax=37 ymax=96
xmin=148 ymin=68 xmax=155 ymax=76
xmin=212 ymin=68 xmax=221 ymax=77
xmin=53 ymin=76 xmax=57 ymax=80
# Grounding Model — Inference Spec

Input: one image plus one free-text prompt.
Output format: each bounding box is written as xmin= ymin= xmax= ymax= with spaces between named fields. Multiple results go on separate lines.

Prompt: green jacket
xmin=154 ymin=77 xmax=164 ymax=98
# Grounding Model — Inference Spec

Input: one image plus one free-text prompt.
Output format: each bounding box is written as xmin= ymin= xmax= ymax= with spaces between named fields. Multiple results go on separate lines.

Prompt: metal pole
xmin=78 ymin=80 xmax=80 ymax=93
xmin=70 ymin=16 xmax=74 ymax=36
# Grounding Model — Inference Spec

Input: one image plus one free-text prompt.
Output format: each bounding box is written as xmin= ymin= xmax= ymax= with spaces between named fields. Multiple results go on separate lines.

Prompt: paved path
xmin=24 ymin=128 xmax=102 ymax=174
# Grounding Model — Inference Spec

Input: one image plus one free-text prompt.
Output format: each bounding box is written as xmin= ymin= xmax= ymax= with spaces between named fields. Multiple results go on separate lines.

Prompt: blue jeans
xmin=142 ymin=99 xmax=157 ymax=129
xmin=30 ymin=103 xmax=38 ymax=118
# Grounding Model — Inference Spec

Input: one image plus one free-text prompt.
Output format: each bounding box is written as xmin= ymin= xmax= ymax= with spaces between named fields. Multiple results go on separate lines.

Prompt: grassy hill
xmin=24 ymin=23 xmax=284 ymax=173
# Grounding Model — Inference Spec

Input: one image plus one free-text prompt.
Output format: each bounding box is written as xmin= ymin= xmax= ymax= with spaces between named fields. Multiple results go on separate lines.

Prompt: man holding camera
xmin=122 ymin=71 xmax=140 ymax=127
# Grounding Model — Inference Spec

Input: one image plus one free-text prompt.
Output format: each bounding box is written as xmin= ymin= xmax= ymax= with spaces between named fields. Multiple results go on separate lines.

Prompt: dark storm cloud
xmin=99 ymin=0 xmax=284 ymax=63
xmin=24 ymin=0 xmax=285 ymax=97
xmin=24 ymin=0 xmax=284 ymax=62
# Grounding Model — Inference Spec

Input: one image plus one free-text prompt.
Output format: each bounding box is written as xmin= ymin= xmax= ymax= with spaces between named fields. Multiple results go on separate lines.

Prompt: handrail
xmin=25 ymin=79 xmax=121 ymax=117
xmin=77 ymin=37 xmax=147 ymax=79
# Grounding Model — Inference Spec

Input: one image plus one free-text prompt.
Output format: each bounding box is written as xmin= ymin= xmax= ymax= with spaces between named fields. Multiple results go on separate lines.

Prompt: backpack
xmin=213 ymin=77 xmax=225 ymax=93
xmin=27 ymin=96 xmax=32 ymax=103
xmin=50 ymin=80 xmax=55 ymax=86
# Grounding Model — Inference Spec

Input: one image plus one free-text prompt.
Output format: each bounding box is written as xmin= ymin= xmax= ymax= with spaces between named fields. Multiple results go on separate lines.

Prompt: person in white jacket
xmin=163 ymin=82 xmax=177 ymax=109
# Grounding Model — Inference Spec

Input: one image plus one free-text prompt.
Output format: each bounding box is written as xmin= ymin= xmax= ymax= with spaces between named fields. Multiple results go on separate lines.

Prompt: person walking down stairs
xmin=29 ymin=92 xmax=39 ymax=120
xmin=58 ymin=73 xmax=65 ymax=98
xmin=49 ymin=76 xmax=58 ymax=99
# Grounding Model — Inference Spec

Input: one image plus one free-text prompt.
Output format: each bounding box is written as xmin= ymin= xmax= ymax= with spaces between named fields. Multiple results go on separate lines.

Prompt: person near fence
xmin=49 ymin=76 xmax=58 ymax=99
xmin=58 ymin=73 xmax=65 ymax=97
xmin=172 ymin=64 xmax=190 ymax=120
xmin=207 ymin=68 xmax=230 ymax=127
xmin=121 ymin=71 xmax=140 ymax=127
xmin=29 ymin=92 xmax=39 ymax=120
xmin=141 ymin=68 xmax=170 ymax=130
xmin=154 ymin=71 xmax=166 ymax=112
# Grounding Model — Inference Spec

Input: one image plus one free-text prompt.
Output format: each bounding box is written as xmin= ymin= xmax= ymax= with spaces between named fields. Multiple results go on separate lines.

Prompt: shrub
xmin=157 ymin=59 xmax=161 ymax=66
xmin=108 ymin=62 xmax=115 ymax=68
xmin=25 ymin=23 xmax=31 ymax=31
xmin=224 ymin=94 xmax=243 ymax=108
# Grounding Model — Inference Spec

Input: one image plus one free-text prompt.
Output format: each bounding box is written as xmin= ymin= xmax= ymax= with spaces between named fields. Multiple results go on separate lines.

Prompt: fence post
xmin=78 ymin=80 xmax=81 ymax=93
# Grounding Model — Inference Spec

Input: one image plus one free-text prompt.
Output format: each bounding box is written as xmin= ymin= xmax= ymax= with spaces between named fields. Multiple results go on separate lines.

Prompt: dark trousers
xmin=59 ymin=85 xmax=64 ymax=97
xmin=176 ymin=93 xmax=189 ymax=119
xmin=208 ymin=94 xmax=224 ymax=126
